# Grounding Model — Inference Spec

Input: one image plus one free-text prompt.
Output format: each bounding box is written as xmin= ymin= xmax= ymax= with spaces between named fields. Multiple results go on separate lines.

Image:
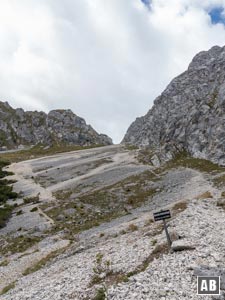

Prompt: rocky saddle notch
xmin=123 ymin=45 xmax=225 ymax=165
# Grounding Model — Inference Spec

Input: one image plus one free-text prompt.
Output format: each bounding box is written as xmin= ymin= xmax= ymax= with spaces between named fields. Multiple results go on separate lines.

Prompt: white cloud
xmin=0 ymin=0 xmax=224 ymax=143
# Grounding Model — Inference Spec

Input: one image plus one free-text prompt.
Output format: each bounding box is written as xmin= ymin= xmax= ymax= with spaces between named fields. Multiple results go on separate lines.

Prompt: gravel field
xmin=0 ymin=145 xmax=224 ymax=299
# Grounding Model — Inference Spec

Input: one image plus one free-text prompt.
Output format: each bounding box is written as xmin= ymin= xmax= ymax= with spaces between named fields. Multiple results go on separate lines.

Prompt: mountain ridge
xmin=0 ymin=101 xmax=112 ymax=149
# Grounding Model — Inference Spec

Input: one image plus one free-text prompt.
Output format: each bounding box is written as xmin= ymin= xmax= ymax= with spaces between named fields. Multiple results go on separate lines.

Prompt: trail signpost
xmin=153 ymin=209 xmax=172 ymax=248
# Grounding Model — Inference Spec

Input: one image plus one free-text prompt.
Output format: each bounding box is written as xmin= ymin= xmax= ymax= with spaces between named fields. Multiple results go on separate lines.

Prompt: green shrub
xmin=30 ymin=207 xmax=38 ymax=212
xmin=0 ymin=205 xmax=13 ymax=228
xmin=23 ymin=195 xmax=40 ymax=204
xmin=0 ymin=160 xmax=18 ymax=206
xmin=0 ymin=161 xmax=17 ymax=228
xmin=93 ymin=288 xmax=106 ymax=300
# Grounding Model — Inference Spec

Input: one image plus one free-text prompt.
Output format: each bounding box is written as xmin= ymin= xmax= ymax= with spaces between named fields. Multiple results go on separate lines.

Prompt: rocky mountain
xmin=2 ymin=46 xmax=225 ymax=300
xmin=0 ymin=101 xmax=112 ymax=149
xmin=123 ymin=45 xmax=225 ymax=165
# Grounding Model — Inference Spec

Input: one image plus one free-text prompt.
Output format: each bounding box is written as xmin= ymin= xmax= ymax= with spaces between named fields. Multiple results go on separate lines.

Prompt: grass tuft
xmin=0 ymin=282 xmax=15 ymax=295
xmin=196 ymin=191 xmax=213 ymax=200
xmin=127 ymin=223 xmax=138 ymax=232
xmin=93 ymin=287 xmax=106 ymax=300
xmin=22 ymin=247 xmax=67 ymax=276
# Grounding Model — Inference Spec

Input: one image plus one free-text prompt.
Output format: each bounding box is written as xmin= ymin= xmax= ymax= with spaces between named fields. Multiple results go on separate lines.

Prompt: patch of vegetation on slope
xmin=22 ymin=246 xmax=69 ymax=276
xmin=0 ymin=282 xmax=16 ymax=296
xmin=0 ymin=160 xmax=18 ymax=228
xmin=1 ymin=235 xmax=41 ymax=255
xmin=164 ymin=152 xmax=225 ymax=174
xmin=42 ymin=170 xmax=159 ymax=236
xmin=138 ymin=149 xmax=225 ymax=174
xmin=136 ymin=150 xmax=224 ymax=176
xmin=45 ymin=151 xmax=219 ymax=237
xmin=0 ymin=143 xmax=105 ymax=163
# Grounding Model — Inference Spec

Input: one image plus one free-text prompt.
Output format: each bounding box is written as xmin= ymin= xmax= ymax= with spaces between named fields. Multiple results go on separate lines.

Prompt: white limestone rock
xmin=123 ymin=46 xmax=225 ymax=165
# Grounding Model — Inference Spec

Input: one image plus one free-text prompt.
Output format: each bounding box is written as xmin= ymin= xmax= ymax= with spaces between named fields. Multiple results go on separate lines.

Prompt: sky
xmin=0 ymin=1 xmax=225 ymax=143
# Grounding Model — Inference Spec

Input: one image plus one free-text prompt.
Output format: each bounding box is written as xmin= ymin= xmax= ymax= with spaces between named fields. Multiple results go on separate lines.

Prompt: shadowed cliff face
xmin=0 ymin=102 xmax=112 ymax=149
xmin=123 ymin=45 xmax=225 ymax=165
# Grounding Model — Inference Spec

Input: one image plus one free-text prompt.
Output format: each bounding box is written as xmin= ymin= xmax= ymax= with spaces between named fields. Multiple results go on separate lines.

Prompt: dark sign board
xmin=153 ymin=209 xmax=172 ymax=248
xmin=153 ymin=209 xmax=171 ymax=222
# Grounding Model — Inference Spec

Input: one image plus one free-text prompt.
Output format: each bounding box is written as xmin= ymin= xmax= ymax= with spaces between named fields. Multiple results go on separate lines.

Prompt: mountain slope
xmin=0 ymin=101 xmax=112 ymax=149
xmin=1 ymin=145 xmax=225 ymax=299
xmin=123 ymin=45 xmax=225 ymax=165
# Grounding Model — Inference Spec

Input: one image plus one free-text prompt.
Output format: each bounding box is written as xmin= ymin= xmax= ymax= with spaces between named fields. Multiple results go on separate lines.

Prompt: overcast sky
xmin=0 ymin=0 xmax=225 ymax=143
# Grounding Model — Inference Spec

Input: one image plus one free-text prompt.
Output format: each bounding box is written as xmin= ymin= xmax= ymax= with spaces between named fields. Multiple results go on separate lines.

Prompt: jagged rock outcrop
xmin=0 ymin=101 xmax=112 ymax=149
xmin=123 ymin=45 xmax=225 ymax=165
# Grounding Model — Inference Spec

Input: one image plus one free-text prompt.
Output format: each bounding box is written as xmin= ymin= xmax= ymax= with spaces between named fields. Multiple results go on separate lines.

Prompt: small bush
xmin=0 ymin=260 xmax=9 ymax=267
xmin=90 ymin=253 xmax=112 ymax=286
xmin=0 ymin=160 xmax=17 ymax=228
xmin=0 ymin=205 xmax=13 ymax=228
xmin=16 ymin=210 xmax=23 ymax=216
xmin=93 ymin=287 xmax=106 ymax=300
xmin=30 ymin=207 xmax=38 ymax=212
xmin=127 ymin=223 xmax=138 ymax=232
xmin=23 ymin=195 xmax=40 ymax=204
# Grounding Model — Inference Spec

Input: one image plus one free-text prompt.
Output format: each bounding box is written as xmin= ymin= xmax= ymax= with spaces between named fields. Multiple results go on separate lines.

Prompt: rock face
xmin=0 ymin=101 xmax=112 ymax=148
xmin=123 ymin=45 xmax=225 ymax=165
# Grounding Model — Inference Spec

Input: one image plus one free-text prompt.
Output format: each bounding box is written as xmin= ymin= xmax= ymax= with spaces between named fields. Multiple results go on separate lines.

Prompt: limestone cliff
xmin=123 ymin=45 xmax=225 ymax=165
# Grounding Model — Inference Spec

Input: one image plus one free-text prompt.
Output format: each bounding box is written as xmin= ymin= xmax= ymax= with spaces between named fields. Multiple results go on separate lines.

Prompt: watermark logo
xmin=197 ymin=276 xmax=220 ymax=295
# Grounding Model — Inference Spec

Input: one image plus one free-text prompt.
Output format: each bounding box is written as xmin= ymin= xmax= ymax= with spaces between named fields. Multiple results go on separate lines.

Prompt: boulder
xmin=171 ymin=239 xmax=196 ymax=252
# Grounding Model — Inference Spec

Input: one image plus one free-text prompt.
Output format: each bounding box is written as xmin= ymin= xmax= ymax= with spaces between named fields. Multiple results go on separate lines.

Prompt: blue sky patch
xmin=141 ymin=0 xmax=151 ymax=7
xmin=209 ymin=7 xmax=225 ymax=25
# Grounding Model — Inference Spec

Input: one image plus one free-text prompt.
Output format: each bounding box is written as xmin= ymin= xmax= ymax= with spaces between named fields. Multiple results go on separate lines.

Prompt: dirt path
xmin=37 ymin=207 xmax=55 ymax=225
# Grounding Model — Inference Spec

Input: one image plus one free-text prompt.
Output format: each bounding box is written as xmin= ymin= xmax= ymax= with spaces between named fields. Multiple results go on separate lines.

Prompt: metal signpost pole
xmin=163 ymin=219 xmax=172 ymax=248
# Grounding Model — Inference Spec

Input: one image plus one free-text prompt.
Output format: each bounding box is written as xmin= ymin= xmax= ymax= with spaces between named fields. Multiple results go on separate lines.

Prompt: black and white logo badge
xmin=197 ymin=276 xmax=220 ymax=295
